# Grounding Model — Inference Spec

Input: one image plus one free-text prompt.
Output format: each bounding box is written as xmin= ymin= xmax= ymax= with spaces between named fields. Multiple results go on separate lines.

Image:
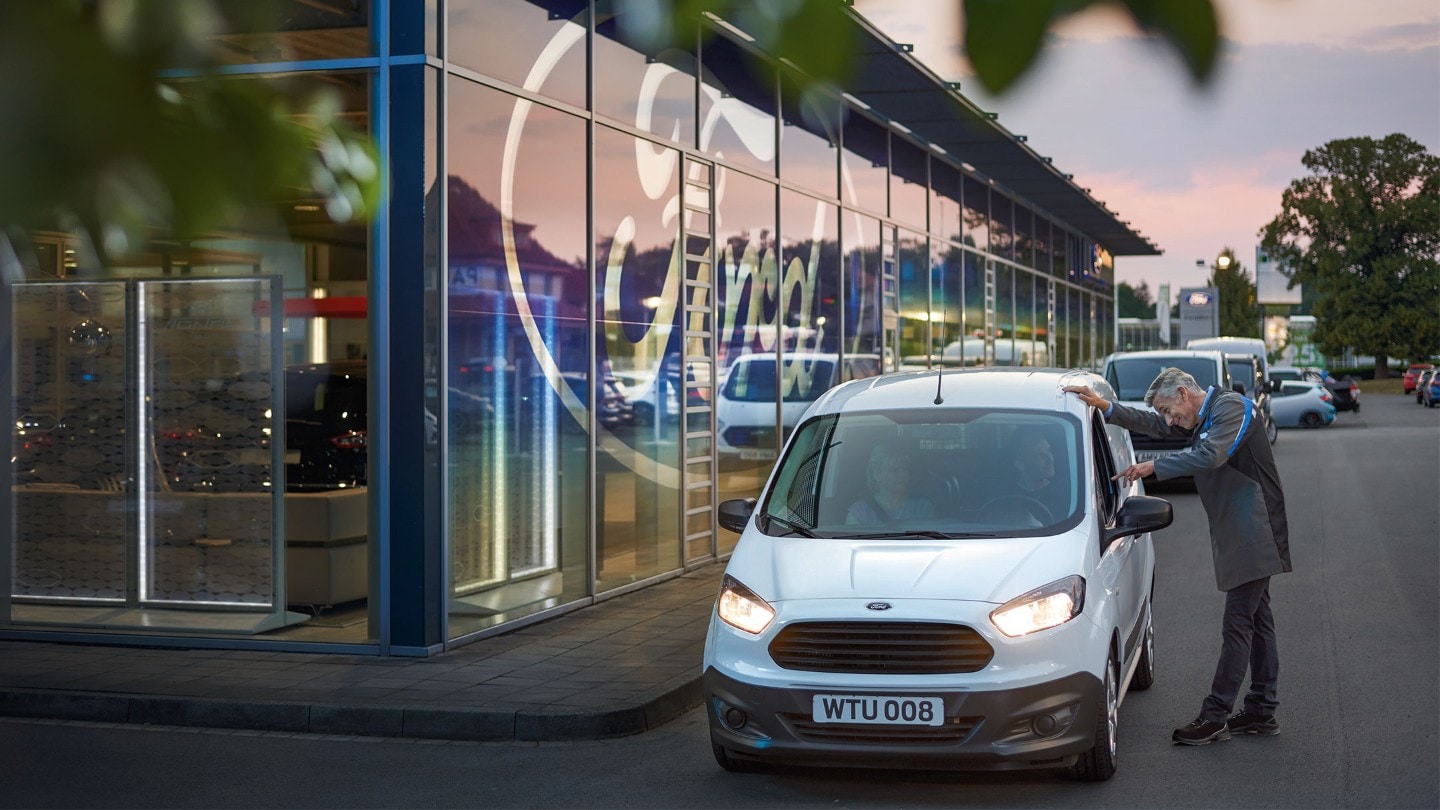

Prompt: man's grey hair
xmin=1144 ymin=367 xmax=1204 ymax=406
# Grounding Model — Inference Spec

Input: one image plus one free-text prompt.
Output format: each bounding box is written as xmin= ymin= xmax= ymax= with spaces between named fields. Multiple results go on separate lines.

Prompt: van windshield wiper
xmin=763 ymin=514 xmax=819 ymax=538
xmin=837 ymin=530 xmax=997 ymax=540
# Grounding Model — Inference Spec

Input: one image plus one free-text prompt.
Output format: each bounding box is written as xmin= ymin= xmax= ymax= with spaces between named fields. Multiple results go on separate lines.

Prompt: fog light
xmin=723 ymin=707 xmax=748 ymax=730
xmin=1031 ymin=714 xmax=1058 ymax=736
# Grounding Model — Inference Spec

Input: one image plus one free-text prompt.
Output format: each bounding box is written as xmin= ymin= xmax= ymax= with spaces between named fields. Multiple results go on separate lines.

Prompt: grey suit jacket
xmin=1106 ymin=387 xmax=1292 ymax=591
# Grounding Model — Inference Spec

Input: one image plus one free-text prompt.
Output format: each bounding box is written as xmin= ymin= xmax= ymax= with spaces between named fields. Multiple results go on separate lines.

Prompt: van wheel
xmin=1069 ymin=654 xmax=1119 ymax=782
xmin=712 ymin=742 xmax=762 ymax=773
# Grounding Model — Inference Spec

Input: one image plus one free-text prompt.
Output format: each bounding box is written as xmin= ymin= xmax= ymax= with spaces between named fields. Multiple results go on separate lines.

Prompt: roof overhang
xmin=833 ymin=7 xmax=1161 ymax=256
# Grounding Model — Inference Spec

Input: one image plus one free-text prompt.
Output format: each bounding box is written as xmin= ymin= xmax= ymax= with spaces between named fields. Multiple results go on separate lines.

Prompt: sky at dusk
xmin=852 ymin=0 xmax=1440 ymax=302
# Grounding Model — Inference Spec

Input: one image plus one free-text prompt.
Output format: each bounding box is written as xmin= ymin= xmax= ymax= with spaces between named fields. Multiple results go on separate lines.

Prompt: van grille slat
xmin=780 ymin=713 xmax=981 ymax=745
xmin=768 ymin=621 xmax=994 ymax=674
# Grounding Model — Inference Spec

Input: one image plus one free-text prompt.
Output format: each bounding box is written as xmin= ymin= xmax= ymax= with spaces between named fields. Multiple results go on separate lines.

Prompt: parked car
xmin=705 ymin=368 xmax=1173 ymax=780
xmin=1415 ymin=369 xmax=1438 ymax=405
xmin=1225 ymin=353 xmax=1278 ymax=444
xmin=1268 ymin=365 xmax=1310 ymax=384
xmin=1403 ymin=363 xmax=1435 ymax=395
xmin=1101 ymin=349 xmax=1234 ymax=471
xmin=1270 ymin=380 xmax=1336 ymax=428
xmin=1327 ymin=376 xmax=1360 ymax=413
xmin=1422 ymin=370 xmax=1440 ymax=408
xmin=1187 ymin=337 xmax=1271 ymax=385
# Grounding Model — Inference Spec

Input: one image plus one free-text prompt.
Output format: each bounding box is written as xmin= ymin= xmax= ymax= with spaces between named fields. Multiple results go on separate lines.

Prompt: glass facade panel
xmin=890 ymin=138 xmax=928 ymax=232
xmin=962 ymin=175 xmax=989 ymax=251
xmin=895 ymin=230 xmax=929 ymax=366
xmin=1035 ymin=276 xmax=1052 ymax=367
xmin=840 ymin=112 xmax=887 ymax=214
xmin=962 ymin=250 xmax=985 ymax=366
xmin=995 ymin=263 xmax=1015 ymax=366
xmin=779 ymin=73 xmax=839 ymax=198
xmin=1015 ymin=206 xmax=1034 ymax=268
xmin=714 ymin=170 xmax=777 ymax=552
xmin=446 ymin=77 xmax=589 ymax=635
xmin=930 ymin=242 xmax=963 ymax=367
xmin=594 ymin=0 xmax=697 ymax=148
xmin=594 ymin=125 xmax=682 ymax=591
xmin=930 ymin=160 xmax=962 ymax=245
xmin=1015 ymin=269 xmax=1037 ymax=366
xmin=841 ymin=211 xmax=883 ymax=376
xmin=699 ymin=33 xmax=775 ymax=177
xmin=779 ymin=190 xmax=840 ymax=446
xmin=990 ymin=192 xmax=1014 ymax=262
xmin=209 ymin=0 xmax=372 ymax=65
xmin=447 ymin=0 xmax=587 ymax=110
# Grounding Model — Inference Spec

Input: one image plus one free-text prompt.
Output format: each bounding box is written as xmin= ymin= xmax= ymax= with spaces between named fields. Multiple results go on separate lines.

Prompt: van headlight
xmin=990 ymin=576 xmax=1085 ymax=638
xmin=716 ymin=575 xmax=775 ymax=635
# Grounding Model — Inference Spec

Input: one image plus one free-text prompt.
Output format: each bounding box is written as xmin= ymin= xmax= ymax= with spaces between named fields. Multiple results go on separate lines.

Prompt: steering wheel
xmin=979 ymin=495 xmax=1054 ymax=525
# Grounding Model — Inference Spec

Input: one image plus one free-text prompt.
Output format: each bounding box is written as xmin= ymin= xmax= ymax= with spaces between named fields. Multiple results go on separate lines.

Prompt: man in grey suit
xmin=1065 ymin=367 xmax=1292 ymax=746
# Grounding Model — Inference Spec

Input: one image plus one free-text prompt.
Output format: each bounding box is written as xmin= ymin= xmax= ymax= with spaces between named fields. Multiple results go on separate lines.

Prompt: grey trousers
xmin=1200 ymin=576 xmax=1279 ymax=723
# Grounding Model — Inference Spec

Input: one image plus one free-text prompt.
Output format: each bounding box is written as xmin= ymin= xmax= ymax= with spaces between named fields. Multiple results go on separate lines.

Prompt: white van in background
xmin=1187 ymin=337 xmax=1270 ymax=386
xmin=715 ymin=352 xmax=881 ymax=464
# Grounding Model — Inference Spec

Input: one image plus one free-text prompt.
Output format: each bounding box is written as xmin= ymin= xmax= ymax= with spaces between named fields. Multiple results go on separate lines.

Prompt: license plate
xmin=1136 ymin=451 xmax=1163 ymax=462
xmin=812 ymin=694 xmax=944 ymax=726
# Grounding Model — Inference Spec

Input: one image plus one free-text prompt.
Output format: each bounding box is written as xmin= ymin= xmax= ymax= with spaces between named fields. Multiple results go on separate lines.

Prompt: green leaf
xmin=1124 ymin=0 xmax=1219 ymax=84
xmin=963 ymin=0 xmax=1056 ymax=94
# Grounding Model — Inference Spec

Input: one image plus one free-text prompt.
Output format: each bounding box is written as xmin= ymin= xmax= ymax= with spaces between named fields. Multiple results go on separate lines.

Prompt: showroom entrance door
xmin=7 ymin=277 xmax=297 ymax=633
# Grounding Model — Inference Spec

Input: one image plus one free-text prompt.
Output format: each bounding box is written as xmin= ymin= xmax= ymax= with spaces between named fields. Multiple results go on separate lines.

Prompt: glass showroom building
xmin=1 ymin=0 xmax=1159 ymax=655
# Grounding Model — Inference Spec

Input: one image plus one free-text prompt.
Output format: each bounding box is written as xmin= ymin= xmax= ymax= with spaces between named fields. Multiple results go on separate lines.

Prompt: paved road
xmin=2 ymin=391 xmax=1436 ymax=809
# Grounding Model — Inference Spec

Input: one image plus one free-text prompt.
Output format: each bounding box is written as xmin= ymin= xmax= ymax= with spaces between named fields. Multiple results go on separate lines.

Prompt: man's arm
xmin=1061 ymin=385 xmax=1190 ymax=438
xmin=1152 ymin=394 xmax=1249 ymax=480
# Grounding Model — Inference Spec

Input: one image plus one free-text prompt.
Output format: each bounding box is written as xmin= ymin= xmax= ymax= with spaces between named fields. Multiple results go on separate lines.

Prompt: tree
xmin=1207 ymin=247 xmax=1260 ymax=338
xmin=631 ymin=0 xmax=1220 ymax=95
xmin=1116 ymin=280 xmax=1155 ymax=318
xmin=1259 ymin=134 xmax=1440 ymax=378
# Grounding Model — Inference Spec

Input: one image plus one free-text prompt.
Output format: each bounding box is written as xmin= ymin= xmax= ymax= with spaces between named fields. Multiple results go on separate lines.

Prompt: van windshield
xmin=1106 ymin=357 xmax=1221 ymax=401
xmin=758 ymin=410 xmax=1082 ymax=538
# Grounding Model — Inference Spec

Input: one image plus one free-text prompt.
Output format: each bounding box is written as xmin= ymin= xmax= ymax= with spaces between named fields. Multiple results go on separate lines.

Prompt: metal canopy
xmin=835 ymin=8 xmax=1162 ymax=256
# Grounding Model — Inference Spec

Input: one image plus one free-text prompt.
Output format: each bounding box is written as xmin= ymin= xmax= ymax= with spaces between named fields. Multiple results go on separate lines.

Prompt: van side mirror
xmin=718 ymin=498 xmax=757 ymax=534
xmin=1104 ymin=495 xmax=1173 ymax=547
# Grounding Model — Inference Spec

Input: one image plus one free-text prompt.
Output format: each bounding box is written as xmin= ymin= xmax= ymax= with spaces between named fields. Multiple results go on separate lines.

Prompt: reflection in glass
xmin=991 ymin=193 xmax=1014 ymax=262
xmin=1015 ymin=206 xmax=1035 ymax=268
xmin=715 ymin=171 xmax=776 ymax=553
xmin=996 ymin=263 xmax=1014 ymax=366
xmin=594 ymin=125 xmax=681 ymax=591
xmin=927 ymin=241 xmax=963 ymax=368
xmin=890 ymin=139 xmax=928 ymax=231
xmin=780 ymin=74 xmax=840 ymax=199
xmin=842 ymin=212 xmax=882 ymax=376
xmin=896 ymin=230 xmax=929 ymax=367
xmin=699 ymin=33 xmax=775 ymax=176
xmin=962 ymin=175 xmax=989 ymax=251
xmin=963 ymin=250 xmax=985 ymax=366
xmin=208 ymin=1 xmax=372 ymax=65
xmin=1015 ymin=269 xmax=1037 ymax=366
xmin=448 ymin=0 xmax=587 ymax=110
xmin=446 ymin=77 xmax=589 ymax=637
xmin=779 ymin=190 xmax=840 ymax=442
xmin=595 ymin=1 xmax=697 ymax=147
xmin=930 ymin=161 xmax=962 ymax=245
xmin=841 ymin=112 xmax=887 ymax=214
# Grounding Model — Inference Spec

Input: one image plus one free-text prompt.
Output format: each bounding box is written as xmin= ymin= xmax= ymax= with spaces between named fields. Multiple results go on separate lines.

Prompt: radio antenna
xmin=933 ymin=367 xmax=944 ymax=405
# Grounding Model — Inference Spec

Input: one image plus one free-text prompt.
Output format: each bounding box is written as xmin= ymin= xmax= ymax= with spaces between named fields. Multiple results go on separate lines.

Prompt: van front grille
xmin=768 ymin=621 xmax=994 ymax=674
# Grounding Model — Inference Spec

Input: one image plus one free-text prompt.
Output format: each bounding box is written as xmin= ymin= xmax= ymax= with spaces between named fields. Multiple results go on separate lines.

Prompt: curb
xmin=0 ymin=677 xmax=705 ymax=742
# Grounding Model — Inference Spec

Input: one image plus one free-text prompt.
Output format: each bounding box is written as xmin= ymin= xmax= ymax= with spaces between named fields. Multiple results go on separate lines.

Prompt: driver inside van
xmin=846 ymin=443 xmax=937 ymax=525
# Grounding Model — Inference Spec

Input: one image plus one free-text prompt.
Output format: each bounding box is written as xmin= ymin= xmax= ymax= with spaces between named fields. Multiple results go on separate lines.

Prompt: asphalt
xmin=0 ymin=564 xmax=725 ymax=742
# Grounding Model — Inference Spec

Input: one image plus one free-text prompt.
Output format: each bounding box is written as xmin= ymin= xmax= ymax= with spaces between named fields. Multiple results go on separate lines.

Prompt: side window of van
xmin=1090 ymin=412 xmax=1120 ymax=525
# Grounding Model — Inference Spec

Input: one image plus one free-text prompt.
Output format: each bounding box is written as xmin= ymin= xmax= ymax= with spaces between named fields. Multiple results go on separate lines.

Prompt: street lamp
xmin=1216 ymin=254 xmax=1232 ymax=270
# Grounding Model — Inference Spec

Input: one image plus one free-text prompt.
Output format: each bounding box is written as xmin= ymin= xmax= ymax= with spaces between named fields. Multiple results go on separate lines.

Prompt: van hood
xmin=735 ymin=534 xmax=1087 ymax=605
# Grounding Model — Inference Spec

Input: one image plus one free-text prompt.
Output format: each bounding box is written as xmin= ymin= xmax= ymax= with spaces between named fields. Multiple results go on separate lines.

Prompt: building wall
xmin=2 ymin=0 xmax=1117 ymax=653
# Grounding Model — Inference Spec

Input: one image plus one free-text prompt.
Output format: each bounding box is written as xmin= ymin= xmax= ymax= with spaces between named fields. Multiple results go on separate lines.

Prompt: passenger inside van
xmin=845 ymin=443 xmax=937 ymax=525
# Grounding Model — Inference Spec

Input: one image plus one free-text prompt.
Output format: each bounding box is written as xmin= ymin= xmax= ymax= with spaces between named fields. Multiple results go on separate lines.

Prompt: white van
xmin=1100 ymin=349 xmax=1242 ymax=466
xmin=706 ymin=367 xmax=1172 ymax=779
xmin=1186 ymin=337 xmax=1270 ymax=386
xmin=715 ymin=352 xmax=881 ymax=463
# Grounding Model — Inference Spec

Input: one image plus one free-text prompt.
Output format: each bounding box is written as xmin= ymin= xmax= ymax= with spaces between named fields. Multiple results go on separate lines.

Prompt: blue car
xmin=1422 ymin=372 xmax=1440 ymax=408
xmin=1271 ymin=381 xmax=1336 ymax=428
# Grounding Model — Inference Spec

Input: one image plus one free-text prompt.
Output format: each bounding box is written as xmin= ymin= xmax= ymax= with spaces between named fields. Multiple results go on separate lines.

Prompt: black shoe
xmin=1172 ymin=718 xmax=1230 ymax=745
xmin=1228 ymin=710 xmax=1280 ymax=736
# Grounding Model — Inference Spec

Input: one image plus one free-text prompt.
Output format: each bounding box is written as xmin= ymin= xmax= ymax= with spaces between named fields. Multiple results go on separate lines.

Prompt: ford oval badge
xmin=866 ymin=602 xmax=892 ymax=611
xmin=1186 ymin=291 xmax=1212 ymax=307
